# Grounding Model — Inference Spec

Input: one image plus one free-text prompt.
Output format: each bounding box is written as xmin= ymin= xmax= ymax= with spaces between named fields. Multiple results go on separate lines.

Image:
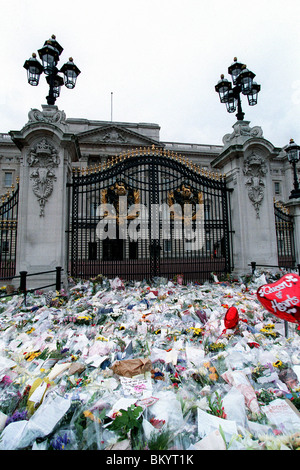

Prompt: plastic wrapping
xmin=0 ymin=269 xmax=300 ymax=449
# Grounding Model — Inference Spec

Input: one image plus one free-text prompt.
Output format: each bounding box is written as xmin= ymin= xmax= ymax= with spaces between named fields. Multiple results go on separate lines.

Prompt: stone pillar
xmin=212 ymin=121 xmax=281 ymax=275
xmin=10 ymin=105 xmax=79 ymax=289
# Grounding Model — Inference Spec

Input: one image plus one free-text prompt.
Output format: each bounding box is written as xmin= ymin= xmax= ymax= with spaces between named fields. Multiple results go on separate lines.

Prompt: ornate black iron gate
xmin=0 ymin=183 xmax=19 ymax=280
xmin=68 ymin=147 xmax=232 ymax=282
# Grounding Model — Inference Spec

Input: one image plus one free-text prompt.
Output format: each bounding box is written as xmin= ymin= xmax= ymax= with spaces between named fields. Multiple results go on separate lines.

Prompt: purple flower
xmin=60 ymin=348 xmax=69 ymax=355
xmin=195 ymin=310 xmax=207 ymax=324
xmin=50 ymin=433 xmax=70 ymax=450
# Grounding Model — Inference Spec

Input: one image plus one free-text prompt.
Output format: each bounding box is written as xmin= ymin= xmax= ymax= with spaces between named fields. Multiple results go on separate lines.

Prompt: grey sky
xmin=0 ymin=0 xmax=300 ymax=148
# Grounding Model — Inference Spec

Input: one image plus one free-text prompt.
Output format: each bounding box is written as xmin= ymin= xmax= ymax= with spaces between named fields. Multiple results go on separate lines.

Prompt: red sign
xmin=257 ymin=273 xmax=300 ymax=324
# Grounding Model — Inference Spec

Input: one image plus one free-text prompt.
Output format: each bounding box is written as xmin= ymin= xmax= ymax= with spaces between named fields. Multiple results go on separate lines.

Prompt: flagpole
xmin=111 ymin=92 xmax=113 ymax=121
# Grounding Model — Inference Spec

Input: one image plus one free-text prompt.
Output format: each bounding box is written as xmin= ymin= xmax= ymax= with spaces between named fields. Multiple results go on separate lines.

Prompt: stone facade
xmin=1 ymin=108 xmax=295 ymax=205
xmin=0 ymin=105 xmax=299 ymax=281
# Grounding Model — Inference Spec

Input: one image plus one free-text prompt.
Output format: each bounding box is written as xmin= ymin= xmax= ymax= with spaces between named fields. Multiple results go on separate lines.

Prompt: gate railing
xmin=0 ymin=181 xmax=19 ymax=280
xmin=0 ymin=266 xmax=63 ymax=304
xmin=274 ymin=200 xmax=295 ymax=268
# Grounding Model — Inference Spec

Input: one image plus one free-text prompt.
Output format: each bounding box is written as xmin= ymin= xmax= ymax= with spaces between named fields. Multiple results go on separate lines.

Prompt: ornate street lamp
xmin=285 ymin=139 xmax=300 ymax=199
xmin=23 ymin=35 xmax=81 ymax=105
xmin=215 ymin=57 xmax=261 ymax=121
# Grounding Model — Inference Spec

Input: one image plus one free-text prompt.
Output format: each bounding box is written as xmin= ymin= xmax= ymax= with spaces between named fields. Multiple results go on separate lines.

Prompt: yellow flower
xmin=189 ymin=327 xmax=203 ymax=336
xmin=264 ymin=323 xmax=275 ymax=329
xmin=83 ymin=410 xmax=101 ymax=423
xmin=273 ymin=360 xmax=283 ymax=368
xmin=209 ymin=372 xmax=218 ymax=381
xmin=26 ymin=327 xmax=35 ymax=335
xmin=25 ymin=351 xmax=41 ymax=361
xmin=96 ymin=335 xmax=108 ymax=341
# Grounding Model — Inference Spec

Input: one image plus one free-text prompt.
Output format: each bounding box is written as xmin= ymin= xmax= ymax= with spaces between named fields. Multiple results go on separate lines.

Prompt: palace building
xmin=0 ymin=112 xmax=293 ymax=202
xmin=0 ymin=105 xmax=298 ymax=288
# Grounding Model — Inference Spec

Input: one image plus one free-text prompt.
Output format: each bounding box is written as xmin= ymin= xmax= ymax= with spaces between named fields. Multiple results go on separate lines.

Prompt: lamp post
xmin=23 ymin=35 xmax=81 ymax=105
xmin=285 ymin=139 xmax=300 ymax=199
xmin=215 ymin=57 xmax=261 ymax=121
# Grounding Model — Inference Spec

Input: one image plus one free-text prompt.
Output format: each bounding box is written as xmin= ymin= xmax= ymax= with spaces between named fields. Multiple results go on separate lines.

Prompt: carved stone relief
xmin=101 ymin=129 xmax=127 ymax=143
xmin=223 ymin=121 xmax=263 ymax=149
xmin=27 ymin=138 xmax=60 ymax=216
xmin=243 ymin=152 xmax=267 ymax=218
xmin=28 ymin=106 xmax=66 ymax=125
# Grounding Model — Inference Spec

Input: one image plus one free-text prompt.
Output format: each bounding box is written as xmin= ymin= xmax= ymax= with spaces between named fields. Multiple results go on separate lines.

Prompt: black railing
xmin=274 ymin=202 xmax=295 ymax=267
xmin=0 ymin=266 xmax=63 ymax=303
xmin=0 ymin=184 xmax=19 ymax=279
xmin=250 ymin=261 xmax=300 ymax=276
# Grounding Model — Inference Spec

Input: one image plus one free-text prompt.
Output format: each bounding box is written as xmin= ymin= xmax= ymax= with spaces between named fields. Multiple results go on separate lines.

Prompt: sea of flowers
xmin=0 ymin=269 xmax=300 ymax=450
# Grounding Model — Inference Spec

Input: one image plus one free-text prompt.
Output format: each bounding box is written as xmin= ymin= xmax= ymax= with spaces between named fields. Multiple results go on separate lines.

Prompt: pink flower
xmin=1 ymin=375 xmax=12 ymax=385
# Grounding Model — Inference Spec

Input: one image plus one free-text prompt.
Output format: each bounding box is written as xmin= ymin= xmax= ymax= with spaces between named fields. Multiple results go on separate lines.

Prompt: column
xmin=212 ymin=121 xmax=280 ymax=275
xmin=9 ymin=105 xmax=79 ymax=289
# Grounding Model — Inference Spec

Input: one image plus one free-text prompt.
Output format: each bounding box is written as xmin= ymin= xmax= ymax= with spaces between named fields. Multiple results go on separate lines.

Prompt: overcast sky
xmin=0 ymin=0 xmax=300 ymax=148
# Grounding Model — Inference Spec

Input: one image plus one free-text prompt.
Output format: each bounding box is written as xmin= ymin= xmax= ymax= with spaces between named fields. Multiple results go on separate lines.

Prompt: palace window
xmin=4 ymin=172 xmax=13 ymax=187
xmin=274 ymin=181 xmax=281 ymax=196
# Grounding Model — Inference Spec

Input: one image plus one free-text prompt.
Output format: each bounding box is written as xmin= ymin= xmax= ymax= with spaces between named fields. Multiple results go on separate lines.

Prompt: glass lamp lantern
xmin=225 ymin=89 xmax=237 ymax=113
xmin=247 ymin=81 xmax=261 ymax=106
xmin=215 ymin=75 xmax=232 ymax=103
xmin=24 ymin=34 xmax=79 ymax=105
xmin=285 ymin=139 xmax=300 ymax=199
xmin=215 ymin=57 xmax=260 ymax=122
xmin=60 ymin=58 xmax=81 ymax=89
xmin=23 ymin=53 xmax=44 ymax=86
xmin=46 ymin=74 xmax=64 ymax=98
xmin=286 ymin=139 xmax=300 ymax=164
xmin=38 ymin=35 xmax=63 ymax=75
xmin=237 ymin=66 xmax=256 ymax=95
xmin=228 ymin=57 xmax=244 ymax=85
